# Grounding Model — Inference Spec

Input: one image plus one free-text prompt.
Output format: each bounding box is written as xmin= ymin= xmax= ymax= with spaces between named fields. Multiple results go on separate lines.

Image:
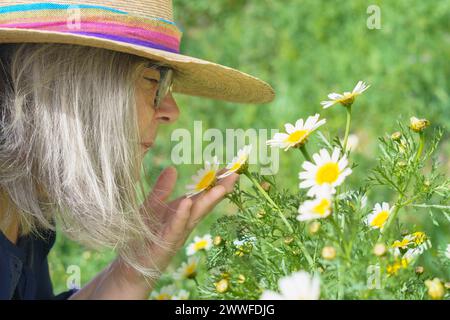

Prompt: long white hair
xmin=0 ymin=43 xmax=170 ymax=279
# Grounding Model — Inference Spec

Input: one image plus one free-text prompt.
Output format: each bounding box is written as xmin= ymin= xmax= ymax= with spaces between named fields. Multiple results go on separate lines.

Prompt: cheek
xmin=135 ymin=87 xmax=156 ymax=137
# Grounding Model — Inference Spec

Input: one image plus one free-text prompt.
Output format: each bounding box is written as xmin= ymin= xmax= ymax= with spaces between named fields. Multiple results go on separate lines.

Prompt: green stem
xmin=244 ymin=172 xmax=293 ymax=234
xmin=414 ymin=132 xmax=425 ymax=163
xmin=299 ymin=144 xmax=312 ymax=162
xmin=343 ymin=105 xmax=352 ymax=153
xmin=244 ymin=171 xmax=315 ymax=269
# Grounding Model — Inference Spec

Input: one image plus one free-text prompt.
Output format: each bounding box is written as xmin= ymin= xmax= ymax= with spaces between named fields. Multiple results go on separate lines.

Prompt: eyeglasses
xmin=153 ymin=67 xmax=174 ymax=110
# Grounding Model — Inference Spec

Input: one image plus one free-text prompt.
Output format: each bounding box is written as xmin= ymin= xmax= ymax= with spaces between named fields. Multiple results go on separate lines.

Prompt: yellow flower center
xmin=184 ymin=263 xmax=197 ymax=278
xmin=155 ymin=293 xmax=171 ymax=300
xmin=230 ymin=161 xmax=243 ymax=172
xmin=194 ymin=239 xmax=209 ymax=251
xmin=315 ymin=162 xmax=340 ymax=185
xmin=285 ymin=130 xmax=309 ymax=144
xmin=196 ymin=170 xmax=216 ymax=190
xmin=371 ymin=210 xmax=389 ymax=228
xmin=313 ymin=198 xmax=331 ymax=215
xmin=337 ymin=93 xmax=356 ymax=106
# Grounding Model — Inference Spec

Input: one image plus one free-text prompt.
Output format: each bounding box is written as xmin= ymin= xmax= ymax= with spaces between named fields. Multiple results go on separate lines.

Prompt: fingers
xmin=145 ymin=167 xmax=177 ymax=210
xmin=216 ymin=173 xmax=239 ymax=193
xmin=164 ymin=198 xmax=192 ymax=247
xmin=187 ymin=185 xmax=227 ymax=230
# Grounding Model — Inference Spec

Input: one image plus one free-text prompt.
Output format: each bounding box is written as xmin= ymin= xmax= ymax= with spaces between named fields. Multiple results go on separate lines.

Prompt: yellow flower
xmin=266 ymin=114 xmax=326 ymax=151
xmin=299 ymin=148 xmax=352 ymax=197
xmin=186 ymin=234 xmax=213 ymax=256
xmin=392 ymin=238 xmax=411 ymax=249
xmin=174 ymin=256 xmax=200 ymax=280
xmin=185 ymin=156 xmax=219 ymax=197
xmin=217 ymin=145 xmax=252 ymax=179
xmin=387 ymin=258 xmax=409 ymax=275
xmin=366 ymin=202 xmax=392 ymax=230
xmin=425 ymin=278 xmax=445 ymax=300
xmin=320 ymin=81 xmax=370 ymax=108
xmin=411 ymin=231 xmax=426 ymax=245
xmin=297 ymin=184 xmax=334 ymax=221
xmin=410 ymin=117 xmax=430 ymax=133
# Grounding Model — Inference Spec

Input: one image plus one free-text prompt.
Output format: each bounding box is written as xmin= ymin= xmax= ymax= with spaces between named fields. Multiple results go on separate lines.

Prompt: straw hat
xmin=0 ymin=0 xmax=275 ymax=104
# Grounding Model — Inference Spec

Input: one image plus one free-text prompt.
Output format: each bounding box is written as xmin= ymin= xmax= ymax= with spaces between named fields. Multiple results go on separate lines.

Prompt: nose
xmin=155 ymin=92 xmax=180 ymax=124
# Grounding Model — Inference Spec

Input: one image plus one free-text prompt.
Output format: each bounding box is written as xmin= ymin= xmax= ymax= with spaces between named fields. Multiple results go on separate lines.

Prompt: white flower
xmin=185 ymin=156 xmax=219 ymax=198
xmin=186 ymin=234 xmax=213 ymax=256
xmin=233 ymin=236 xmax=257 ymax=247
xmin=260 ymin=271 xmax=320 ymax=300
xmin=174 ymin=256 xmax=200 ymax=280
xmin=173 ymin=289 xmax=190 ymax=300
xmin=150 ymin=284 xmax=176 ymax=300
xmin=266 ymin=114 xmax=326 ymax=151
xmin=218 ymin=145 xmax=252 ymax=179
xmin=297 ymin=184 xmax=335 ymax=221
xmin=366 ymin=202 xmax=392 ymax=230
xmin=446 ymin=244 xmax=450 ymax=260
xmin=321 ymin=81 xmax=370 ymax=108
xmin=299 ymin=148 xmax=352 ymax=197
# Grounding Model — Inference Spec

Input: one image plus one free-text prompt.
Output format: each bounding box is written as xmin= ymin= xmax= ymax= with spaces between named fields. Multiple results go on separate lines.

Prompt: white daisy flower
xmin=173 ymin=289 xmax=190 ymax=300
xmin=446 ymin=244 xmax=450 ymax=260
xmin=297 ymin=184 xmax=335 ymax=221
xmin=150 ymin=284 xmax=176 ymax=300
xmin=185 ymin=156 xmax=219 ymax=198
xmin=186 ymin=234 xmax=213 ymax=256
xmin=260 ymin=271 xmax=320 ymax=300
xmin=266 ymin=114 xmax=326 ymax=151
xmin=299 ymin=148 xmax=352 ymax=197
xmin=218 ymin=145 xmax=252 ymax=179
xmin=174 ymin=256 xmax=200 ymax=280
xmin=320 ymin=81 xmax=370 ymax=109
xmin=366 ymin=202 xmax=392 ymax=230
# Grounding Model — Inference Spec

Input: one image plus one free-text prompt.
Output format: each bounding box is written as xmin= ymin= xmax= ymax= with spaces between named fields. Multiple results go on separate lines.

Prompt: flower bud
xmin=237 ymin=274 xmax=246 ymax=284
xmin=260 ymin=181 xmax=271 ymax=192
xmin=373 ymin=243 xmax=387 ymax=257
xmin=391 ymin=131 xmax=402 ymax=141
xmin=410 ymin=117 xmax=430 ymax=133
xmin=308 ymin=221 xmax=321 ymax=235
xmin=215 ymin=279 xmax=229 ymax=293
xmin=213 ymin=236 xmax=223 ymax=246
xmin=415 ymin=266 xmax=424 ymax=275
xmin=322 ymin=246 xmax=336 ymax=260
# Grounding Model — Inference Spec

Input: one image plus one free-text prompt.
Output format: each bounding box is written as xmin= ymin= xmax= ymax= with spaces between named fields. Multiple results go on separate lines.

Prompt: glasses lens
xmin=154 ymin=68 xmax=173 ymax=109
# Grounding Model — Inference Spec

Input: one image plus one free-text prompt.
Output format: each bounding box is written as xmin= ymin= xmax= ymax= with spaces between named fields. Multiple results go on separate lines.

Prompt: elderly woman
xmin=0 ymin=0 xmax=273 ymax=299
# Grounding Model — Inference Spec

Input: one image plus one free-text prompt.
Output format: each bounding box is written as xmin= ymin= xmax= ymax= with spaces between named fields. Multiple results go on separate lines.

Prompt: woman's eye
xmin=144 ymin=77 xmax=159 ymax=84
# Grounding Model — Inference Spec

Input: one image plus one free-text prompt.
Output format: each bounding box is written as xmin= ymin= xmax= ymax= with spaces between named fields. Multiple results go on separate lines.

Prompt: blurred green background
xmin=49 ymin=0 xmax=450 ymax=294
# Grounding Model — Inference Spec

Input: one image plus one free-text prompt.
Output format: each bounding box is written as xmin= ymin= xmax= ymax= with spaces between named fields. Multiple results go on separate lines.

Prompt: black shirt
xmin=0 ymin=228 xmax=78 ymax=299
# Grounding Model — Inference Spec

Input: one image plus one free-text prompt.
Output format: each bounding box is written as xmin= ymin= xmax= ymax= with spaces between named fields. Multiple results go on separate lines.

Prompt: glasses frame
xmin=153 ymin=67 xmax=174 ymax=110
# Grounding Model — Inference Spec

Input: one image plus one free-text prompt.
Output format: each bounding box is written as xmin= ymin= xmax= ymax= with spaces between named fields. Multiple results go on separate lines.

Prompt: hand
xmin=115 ymin=166 xmax=239 ymax=291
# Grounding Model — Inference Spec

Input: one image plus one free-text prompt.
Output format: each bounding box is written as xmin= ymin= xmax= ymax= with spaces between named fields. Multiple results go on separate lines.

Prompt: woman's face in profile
xmin=135 ymin=66 xmax=180 ymax=157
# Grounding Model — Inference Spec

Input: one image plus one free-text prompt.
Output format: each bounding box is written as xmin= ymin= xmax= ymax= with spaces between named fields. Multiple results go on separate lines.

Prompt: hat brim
xmin=0 ymin=28 xmax=275 ymax=104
